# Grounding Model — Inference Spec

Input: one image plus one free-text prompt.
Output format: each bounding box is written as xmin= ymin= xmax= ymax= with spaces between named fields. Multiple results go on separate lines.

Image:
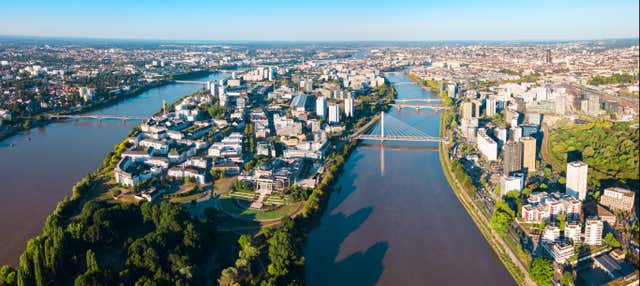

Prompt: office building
xmin=566 ymin=161 xmax=588 ymax=201
xmin=600 ymin=187 xmax=635 ymax=212
xmin=447 ymin=83 xmax=457 ymax=98
xmin=477 ymin=128 xmax=498 ymax=161
xmin=503 ymin=141 xmax=523 ymax=175
xmin=521 ymin=137 xmax=536 ymax=172
xmin=546 ymin=48 xmax=552 ymax=64
xmin=316 ymin=96 xmax=327 ymax=119
xmin=328 ymin=103 xmax=340 ymax=124
xmin=344 ymin=96 xmax=354 ymax=118
xmin=584 ymin=217 xmax=603 ymax=246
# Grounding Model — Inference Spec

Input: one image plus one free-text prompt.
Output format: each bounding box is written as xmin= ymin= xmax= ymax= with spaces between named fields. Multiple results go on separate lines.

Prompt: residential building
xmin=477 ymin=128 xmax=498 ymax=161
xmin=566 ymin=161 xmax=588 ymax=201
xmin=79 ymin=86 xmax=95 ymax=101
xmin=485 ymin=98 xmax=497 ymax=117
xmin=328 ymin=103 xmax=340 ymax=124
xmin=344 ymin=96 xmax=354 ymax=118
xmin=502 ymin=174 xmax=524 ymax=195
xmin=600 ymin=187 xmax=635 ymax=212
xmin=521 ymin=136 xmax=536 ymax=172
xmin=564 ymin=222 xmax=581 ymax=243
xmin=503 ymin=141 xmax=523 ymax=175
xmin=543 ymin=225 xmax=561 ymax=241
xmin=584 ymin=217 xmax=603 ymax=246
xmin=316 ymin=96 xmax=327 ymax=119
xmin=546 ymin=241 xmax=575 ymax=264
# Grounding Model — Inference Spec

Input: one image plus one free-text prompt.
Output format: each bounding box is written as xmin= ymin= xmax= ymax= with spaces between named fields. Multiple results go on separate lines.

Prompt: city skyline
xmin=1 ymin=0 xmax=638 ymax=41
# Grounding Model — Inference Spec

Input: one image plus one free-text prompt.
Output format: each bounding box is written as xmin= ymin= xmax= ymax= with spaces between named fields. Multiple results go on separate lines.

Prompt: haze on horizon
xmin=0 ymin=0 xmax=638 ymax=42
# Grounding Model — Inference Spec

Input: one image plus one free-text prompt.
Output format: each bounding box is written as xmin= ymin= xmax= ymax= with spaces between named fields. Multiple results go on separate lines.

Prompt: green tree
xmin=529 ymin=257 xmax=554 ymax=286
xmin=604 ymin=232 xmax=621 ymax=248
xmin=561 ymin=271 xmax=574 ymax=286
xmin=491 ymin=201 xmax=514 ymax=236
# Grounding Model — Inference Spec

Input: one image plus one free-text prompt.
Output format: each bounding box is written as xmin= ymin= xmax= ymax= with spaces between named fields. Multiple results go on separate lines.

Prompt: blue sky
xmin=0 ymin=0 xmax=638 ymax=41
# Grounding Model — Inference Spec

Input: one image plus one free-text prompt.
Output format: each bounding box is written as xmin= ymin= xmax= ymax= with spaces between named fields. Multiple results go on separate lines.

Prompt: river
xmin=0 ymin=72 xmax=227 ymax=266
xmin=304 ymin=73 xmax=516 ymax=285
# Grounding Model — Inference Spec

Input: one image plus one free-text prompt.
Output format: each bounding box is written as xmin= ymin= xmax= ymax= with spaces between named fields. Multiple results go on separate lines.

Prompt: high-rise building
xmin=587 ymin=94 xmax=601 ymax=115
xmin=328 ymin=103 xmax=340 ymax=124
xmin=316 ymin=96 xmax=327 ymax=119
xmin=485 ymin=98 xmax=497 ymax=117
xmin=566 ymin=161 xmax=588 ymax=201
xmin=462 ymin=101 xmax=474 ymax=119
xmin=521 ymin=137 xmax=537 ymax=172
xmin=477 ymin=128 xmax=498 ymax=161
xmin=503 ymin=141 xmax=523 ymax=175
xmin=545 ymin=48 xmax=552 ymax=64
xmin=344 ymin=96 xmax=354 ymax=118
xmin=584 ymin=217 xmax=603 ymax=246
xmin=79 ymin=87 xmax=95 ymax=102
xmin=447 ymin=83 xmax=458 ymax=98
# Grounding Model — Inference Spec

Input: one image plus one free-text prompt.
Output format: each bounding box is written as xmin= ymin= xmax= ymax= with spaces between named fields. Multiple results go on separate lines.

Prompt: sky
xmin=0 ymin=0 xmax=638 ymax=41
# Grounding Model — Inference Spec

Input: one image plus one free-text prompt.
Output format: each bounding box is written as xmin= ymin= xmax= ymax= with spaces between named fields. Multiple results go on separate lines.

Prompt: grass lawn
xmin=214 ymin=177 xmax=237 ymax=195
xmin=218 ymin=197 xmax=301 ymax=221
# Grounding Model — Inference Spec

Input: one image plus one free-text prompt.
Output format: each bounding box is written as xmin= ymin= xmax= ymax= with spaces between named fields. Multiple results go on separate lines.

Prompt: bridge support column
xmin=380 ymin=111 xmax=384 ymax=144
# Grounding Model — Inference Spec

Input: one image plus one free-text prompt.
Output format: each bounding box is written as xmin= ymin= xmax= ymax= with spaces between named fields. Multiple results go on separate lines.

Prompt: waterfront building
xmin=600 ymin=187 xmax=635 ymax=212
xmin=520 ymin=136 xmax=537 ymax=172
xmin=79 ymin=86 xmax=95 ymax=102
xmin=566 ymin=161 xmax=588 ymax=201
xmin=584 ymin=217 xmax=603 ymax=246
xmin=344 ymin=95 xmax=354 ymax=118
xmin=328 ymin=103 xmax=340 ymax=124
xmin=447 ymin=83 xmax=457 ymax=98
xmin=316 ymin=96 xmax=327 ymax=119
xmin=476 ymin=128 xmax=498 ymax=161
xmin=546 ymin=241 xmax=574 ymax=264
xmin=503 ymin=141 xmax=523 ymax=175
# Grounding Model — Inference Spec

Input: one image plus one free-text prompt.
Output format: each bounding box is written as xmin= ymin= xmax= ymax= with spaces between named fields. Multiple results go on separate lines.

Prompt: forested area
xmin=547 ymin=121 xmax=639 ymax=189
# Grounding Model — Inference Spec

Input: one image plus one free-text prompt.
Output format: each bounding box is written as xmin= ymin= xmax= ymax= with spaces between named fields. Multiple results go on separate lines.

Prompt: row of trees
xmin=588 ymin=73 xmax=638 ymax=86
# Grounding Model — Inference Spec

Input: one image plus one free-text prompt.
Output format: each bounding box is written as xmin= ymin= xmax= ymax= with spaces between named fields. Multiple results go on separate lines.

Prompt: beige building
xmin=521 ymin=136 xmax=536 ymax=172
xmin=600 ymin=187 xmax=635 ymax=212
xmin=461 ymin=101 xmax=474 ymax=119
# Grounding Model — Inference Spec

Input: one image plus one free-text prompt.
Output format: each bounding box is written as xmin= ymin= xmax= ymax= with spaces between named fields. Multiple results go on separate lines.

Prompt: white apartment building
xmin=564 ymin=222 xmax=581 ymax=243
xmin=477 ymin=128 xmax=498 ymax=161
xmin=316 ymin=96 xmax=327 ymax=118
xmin=584 ymin=217 xmax=603 ymax=246
xmin=543 ymin=225 xmax=561 ymax=241
xmin=344 ymin=96 xmax=354 ymax=118
xmin=566 ymin=161 xmax=588 ymax=201
xmin=328 ymin=103 xmax=340 ymax=124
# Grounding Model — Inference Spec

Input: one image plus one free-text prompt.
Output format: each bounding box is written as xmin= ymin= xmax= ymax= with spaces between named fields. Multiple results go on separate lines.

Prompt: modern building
xmin=503 ymin=141 xmax=523 ymax=175
xmin=344 ymin=96 xmax=354 ymax=118
xmin=502 ymin=174 xmax=524 ymax=195
xmin=600 ymin=187 xmax=635 ymax=212
xmin=316 ymin=96 xmax=327 ymax=119
xmin=584 ymin=217 xmax=603 ymax=246
xmin=566 ymin=161 xmax=588 ymax=201
xmin=520 ymin=192 xmax=582 ymax=223
xmin=555 ymin=95 xmax=566 ymax=115
xmin=521 ymin=136 xmax=537 ymax=172
xmin=328 ymin=103 xmax=340 ymax=124
xmin=564 ymin=222 xmax=581 ymax=243
xmin=477 ymin=128 xmax=498 ymax=161
xmin=547 ymin=241 xmax=575 ymax=264
xmin=447 ymin=83 xmax=458 ymax=98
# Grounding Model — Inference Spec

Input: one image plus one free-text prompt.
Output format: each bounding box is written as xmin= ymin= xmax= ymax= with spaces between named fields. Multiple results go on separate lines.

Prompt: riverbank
xmin=0 ymin=70 xmax=216 ymax=144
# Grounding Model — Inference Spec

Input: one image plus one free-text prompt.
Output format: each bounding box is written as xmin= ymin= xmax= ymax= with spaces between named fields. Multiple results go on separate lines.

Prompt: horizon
xmin=1 ymin=0 xmax=638 ymax=41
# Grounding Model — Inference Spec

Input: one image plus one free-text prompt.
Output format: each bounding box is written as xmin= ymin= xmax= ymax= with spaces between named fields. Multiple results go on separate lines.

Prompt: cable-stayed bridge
xmin=352 ymin=112 xmax=448 ymax=143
